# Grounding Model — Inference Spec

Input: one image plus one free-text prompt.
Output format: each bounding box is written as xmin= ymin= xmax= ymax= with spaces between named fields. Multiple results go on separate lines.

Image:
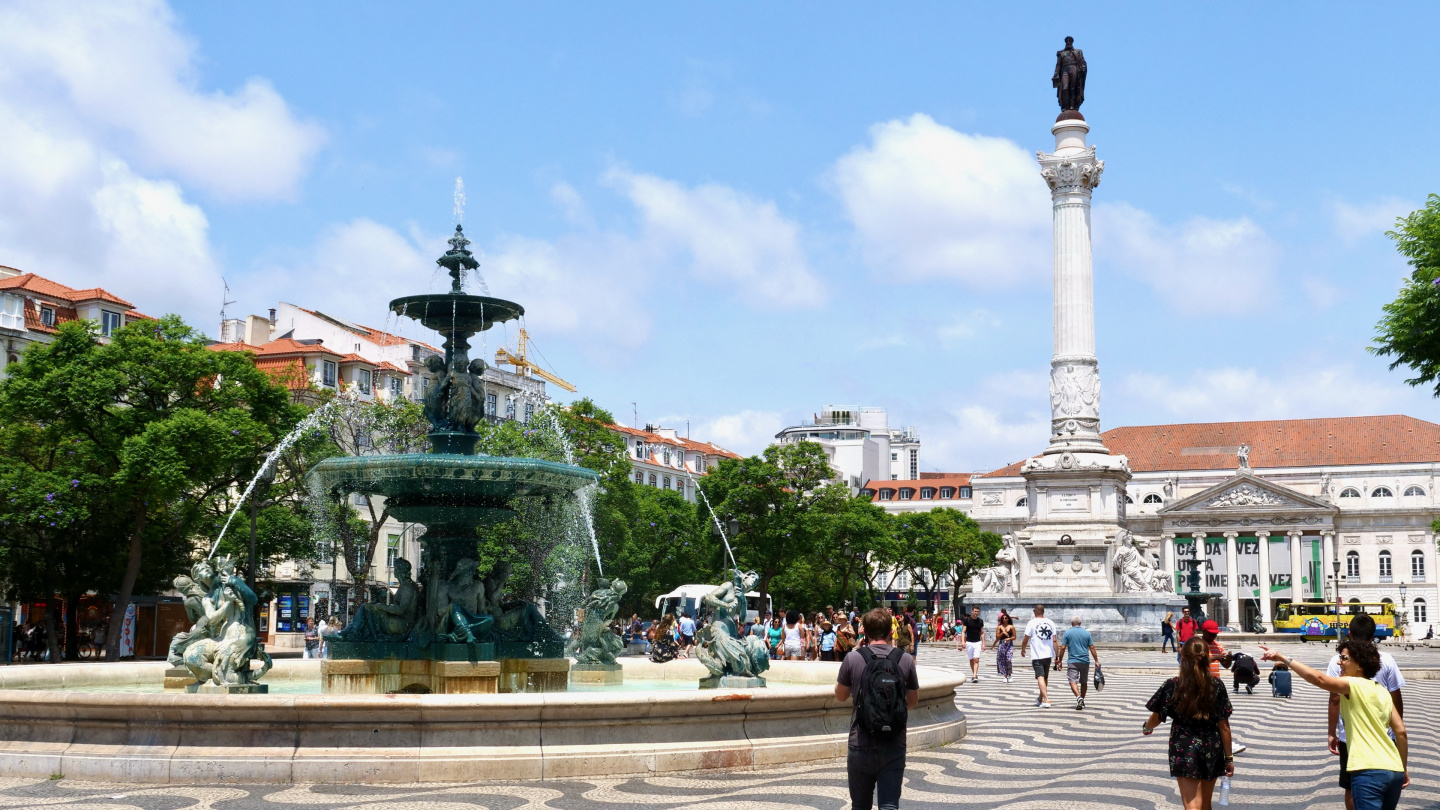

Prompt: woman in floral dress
xmin=1142 ymin=637 xmax=1234 ymax=809
xmin=994 ymin=613 xmax=1016 ymax=682
xmin=649 ymin=613 xmax=680 ymax=664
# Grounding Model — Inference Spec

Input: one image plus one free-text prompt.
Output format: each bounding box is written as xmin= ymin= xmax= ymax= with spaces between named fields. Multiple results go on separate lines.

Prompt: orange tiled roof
xmin=22 ymin=302 xmax=77 ymax=334
xmin=0 ymin=273 xmax=134 ymax=309
xmin=124 ymin=310 xmax=155 ymax=321
xmin=337 ymin=352 xmax=375 ymax=365
xmin=608 ymin=422 xmax=742 ymax=460
xmin=980 ymin=415 xmax=1440 ymax=477
xmin=294 ymin=305 xmax=440 ymax=353
xmin=377 ymin=361 xmax=412 ymax=375
xmin=868 ymin=474 xmax=972 ymax=491
xmin=210 ymin=337 xmax=344 ymax=359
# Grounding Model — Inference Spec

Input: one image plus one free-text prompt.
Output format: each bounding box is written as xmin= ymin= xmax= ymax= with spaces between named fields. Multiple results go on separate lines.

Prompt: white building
xmin=773 ymin=406 xmax=919 ymax=490
xmin=862 ymin=474 xmax=974 ymax=516
xmin=608 ymin=423 xmax=741 ymax=503
xmin=0 ymin=266 xmax=153 ymax=377
xmin=973 ymin=416 xmax=1440 ymax=635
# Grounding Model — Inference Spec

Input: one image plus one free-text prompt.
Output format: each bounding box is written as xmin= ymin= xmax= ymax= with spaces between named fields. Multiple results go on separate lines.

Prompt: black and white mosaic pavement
xmin=1 ymin=646 xmax=1436 ymax=809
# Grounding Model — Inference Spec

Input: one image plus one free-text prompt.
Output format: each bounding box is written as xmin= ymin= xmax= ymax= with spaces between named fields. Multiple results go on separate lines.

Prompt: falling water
xmin=540 ymin=409 xmax=605 ymax=576
xmin=679 ymin=453 xmax=738 ymax=572
xmin=453 ymin=177 xmax=466 ymax=224
xmin=206 ymin=399 xmax=344 ymax=560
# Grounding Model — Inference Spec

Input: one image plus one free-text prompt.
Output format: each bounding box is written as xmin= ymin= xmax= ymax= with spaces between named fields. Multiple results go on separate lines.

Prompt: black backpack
xmin=855 ymin=646 xmax=908 ymax=738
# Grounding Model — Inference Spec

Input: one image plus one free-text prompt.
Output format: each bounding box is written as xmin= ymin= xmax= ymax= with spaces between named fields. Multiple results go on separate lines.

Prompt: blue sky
xmin=2 ymin=2 xmax=1438 ymax=471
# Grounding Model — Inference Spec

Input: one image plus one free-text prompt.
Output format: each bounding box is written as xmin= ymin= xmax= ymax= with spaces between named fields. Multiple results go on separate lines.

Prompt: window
xmin=896 ymin=571 xmax=910 ymax=589
xmin=356 ymin=368 xmax=372 ymax=395
xmin=920 ymin=487 xmax=935 ymax=500
xmin=878 ymin=489 xmax=893 ymax=501
xmin=960 ymin=486 xmax=972 ymax=499
xmin=390 ymin=376 xmax=403 ymax=398
xmin=485 ymin=392 xmax=497 ymax=417
xmin=1405 ymin=485 xmax=1425 ymax=496
xmin=1144 ymin=493 xmax=1164 ymax=504
xmin=861 ymin=488 xmax=876 ymax=499
xmin=506 ymin=398 xmax=516 ymax=419
xmin=1346 ymin=550 xmax=1360 ymax=579
xmin=1378 ymin=550 xmax=1392 ymax=582
xmin=663 ymin=449 xmax=672 ymax=465
xmin=909 ymin=449 xmax=918 ymax=479
xmin=40 ymin=306 xmax=55 ymax=327
xmin=898 ymin=488 xmax=914 ymax=500
xmin=322 ymin=361 xmax=337 ymax=387
xmin=635 ymin=440 xmax=645 ymax=460
xmin=635 ymin=471 xmax=644 ymax=485
xmin=1124 ymin=495 xmax=1134 ymax=504
xmin=662 ymin=476 xmax=671 ymax=490
xmin=100 ymin=310 xmax=122 ymax=337
xmin=524 ymin=402 xmax=534 ymax=422
xmin=675 ymin=479 xmax=685 ymax=494
xmin=1413 ymin=550 xmax=1426 ymax=581
xmin=696 ymin=456 xmax=706 ymax=473
xmin=891 ymin=452 xmax=897 ymax=461
xmin=939 ymin=487 xmax=954 ymax=499
xmin=1016 ymin=497 xmax=1028 ymax=507
xmin=1415 ymin=598 xmax=1428 ymax=624
xmin=1339 ymin=487 xmax=1360 ymax=498
xmin=420 ymin=377 xmax=429 ymax=397
xmin=386 ymin=534 xmax=400 ymax=573
xmin=648 ymin=474 xmax=656 ymax=487
xmin=1371 ymin=487 xmax=1394 ymax=498
xmin=317 ymin=539 xmax=334 ymax=565
xmin=0 ymin=295 xmax=22 ymax=330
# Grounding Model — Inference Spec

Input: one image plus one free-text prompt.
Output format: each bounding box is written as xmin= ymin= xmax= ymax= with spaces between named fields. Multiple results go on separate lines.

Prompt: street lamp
xmin=1332 ymin=556 xmax=1343 ymax=640
xmin=1399 ymin=582 xmax=1409 ymax=638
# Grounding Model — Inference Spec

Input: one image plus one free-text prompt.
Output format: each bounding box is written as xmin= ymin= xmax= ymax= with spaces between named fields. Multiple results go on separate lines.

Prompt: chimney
xmin=268 ymin=308 xmax=277 ymax=324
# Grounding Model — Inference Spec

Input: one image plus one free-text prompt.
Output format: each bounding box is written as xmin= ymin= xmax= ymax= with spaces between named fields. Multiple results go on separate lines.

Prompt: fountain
xmin=310 ymin=225 xmax=598 ymax=694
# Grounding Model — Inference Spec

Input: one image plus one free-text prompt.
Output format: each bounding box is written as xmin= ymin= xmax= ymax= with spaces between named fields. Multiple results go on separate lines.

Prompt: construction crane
xmin=494 ymin=327 xmax=577 ymax=392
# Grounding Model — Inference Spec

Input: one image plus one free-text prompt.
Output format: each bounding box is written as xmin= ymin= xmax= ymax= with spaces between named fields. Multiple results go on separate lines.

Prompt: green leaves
xmin=1372 ymin=194 xmax=1440 ymax=395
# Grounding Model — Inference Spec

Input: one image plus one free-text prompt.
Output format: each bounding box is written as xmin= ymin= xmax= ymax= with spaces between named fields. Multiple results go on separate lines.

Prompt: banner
xmin=1174 ymin=536 xmax=1320 ymax=600
xmin=118 ymin=602 xmax=136 ymax=658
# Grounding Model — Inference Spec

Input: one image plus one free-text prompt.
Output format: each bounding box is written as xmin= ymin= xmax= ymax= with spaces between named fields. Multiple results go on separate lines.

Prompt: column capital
xmin=1160 ymin=532 xmax=1176 ymax=541
xmin=1321 ymin=529 xmax=1337 ymax=538
xmin=1191 ymin=532 xmax=1208 ymax=541
xmin=1256 ymin=530 xmax=1271 ymax=538
xmin=1223 ymin=531 xmax=1240 ymax=539
xmin=1287 ymin=529 xmax=1305 ymax=538
xmin=1038 ymin=147 xmax=1103 ymax=195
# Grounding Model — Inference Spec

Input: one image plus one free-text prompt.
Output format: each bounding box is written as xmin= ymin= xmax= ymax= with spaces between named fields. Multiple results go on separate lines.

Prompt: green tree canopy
xmin=1371 ymin=194 xmax=1440 ymax=395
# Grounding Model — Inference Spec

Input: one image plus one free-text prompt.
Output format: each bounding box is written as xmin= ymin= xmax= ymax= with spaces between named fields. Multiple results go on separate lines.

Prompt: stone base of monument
xmin=967 ymin=593 xmax=1186 ymax=643
xmin=698 ymin=674 xmax=767 ymax=689
xmin=163 ymin=666 xmax=196 ymax=690
xmin=186 ymin=682 xmax=268 ymax=694
xmin=500 ymin=657 xmax=570 ymax=692
xmin=569 ymin=662 xmax=623 ymax=686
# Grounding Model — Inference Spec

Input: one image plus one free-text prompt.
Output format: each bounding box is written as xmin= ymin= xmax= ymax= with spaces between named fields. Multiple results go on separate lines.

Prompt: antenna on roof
xmin=219 ymin=278 xmax=237 ymax=341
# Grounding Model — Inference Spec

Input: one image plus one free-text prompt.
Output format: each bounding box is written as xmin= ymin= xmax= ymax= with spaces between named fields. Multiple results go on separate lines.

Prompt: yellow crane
xmin=494 ymin=327 xmax=577 ymax=392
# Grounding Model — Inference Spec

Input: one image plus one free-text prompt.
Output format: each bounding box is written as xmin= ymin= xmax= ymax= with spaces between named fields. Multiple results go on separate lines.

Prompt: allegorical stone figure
xmin=695 ymin=570 xmax=770 ymax=680
xmin=331 ymin=558 xmax=420 ymax=642
xmin=1052 ymin=36 xmax=1086 ymax=112
xmin=567 ymin=578 xmax=628 ymax=665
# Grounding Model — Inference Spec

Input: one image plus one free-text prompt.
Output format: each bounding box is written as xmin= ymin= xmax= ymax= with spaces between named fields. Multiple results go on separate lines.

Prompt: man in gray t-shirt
xmin=836 ymin=608 xmax=920 ymax=810
xmin=1055 ymin=616 xmax=1098 ymax=711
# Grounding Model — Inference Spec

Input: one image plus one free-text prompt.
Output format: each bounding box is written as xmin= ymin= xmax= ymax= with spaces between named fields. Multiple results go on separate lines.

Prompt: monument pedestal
xmin=699 ymin=675 xmax=766 ymax=689
xmin=569 ymin=662 xmax=624 ymax=686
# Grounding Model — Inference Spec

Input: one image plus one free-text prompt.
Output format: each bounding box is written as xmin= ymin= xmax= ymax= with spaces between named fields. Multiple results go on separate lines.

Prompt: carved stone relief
xmin=1205 ymin=484 xmax=1296 ymax=509
xmin=1050 ymin=363 xmax=1100 ymax=421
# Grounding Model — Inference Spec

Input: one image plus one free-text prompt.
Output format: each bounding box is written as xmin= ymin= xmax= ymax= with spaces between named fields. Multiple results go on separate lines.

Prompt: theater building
xmin=974 ymin=416 xmax=1439 ymax=635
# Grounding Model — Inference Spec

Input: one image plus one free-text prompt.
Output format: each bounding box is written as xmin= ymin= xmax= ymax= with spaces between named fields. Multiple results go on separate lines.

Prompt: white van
xmin=655 ymin=584 xmax=771 ymax=625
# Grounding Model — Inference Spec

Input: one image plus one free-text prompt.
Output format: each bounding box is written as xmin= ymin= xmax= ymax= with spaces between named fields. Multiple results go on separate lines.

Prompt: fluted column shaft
xmin=1288 ymin=530 xmax=1306 ymax=600
xmin=1224 ymin=531 xmax=1241 ymax=629
xmin=1256 ymin=531 xmax=1273 ymax=630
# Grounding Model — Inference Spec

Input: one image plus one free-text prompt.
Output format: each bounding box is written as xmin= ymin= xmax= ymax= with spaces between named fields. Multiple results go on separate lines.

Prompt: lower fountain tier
xmin=323 ymin=657 xmax=569 ymax=694
xmin=326 ymin=639 xmax=564 ymax=662
xmin=967 ymin=593 xmax=1187 ymax=643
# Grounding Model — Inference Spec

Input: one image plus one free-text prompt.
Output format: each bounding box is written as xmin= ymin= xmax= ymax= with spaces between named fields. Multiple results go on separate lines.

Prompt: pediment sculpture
xmin=1206 ymin=484 xmax=1295 ymax=509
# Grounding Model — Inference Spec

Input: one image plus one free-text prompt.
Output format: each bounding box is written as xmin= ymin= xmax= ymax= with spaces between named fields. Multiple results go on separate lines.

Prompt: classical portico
xmin=1158 ymin=472 xmax=1337 ymax=631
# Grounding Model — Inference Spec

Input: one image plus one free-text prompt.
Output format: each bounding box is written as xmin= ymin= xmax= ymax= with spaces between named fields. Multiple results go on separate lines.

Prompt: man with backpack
xmin=835 ymin=608 xmax=920 ymax=810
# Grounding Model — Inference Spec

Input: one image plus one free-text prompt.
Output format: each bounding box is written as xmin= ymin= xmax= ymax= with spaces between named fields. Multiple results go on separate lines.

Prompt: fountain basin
xmin=0 ymin=658 xmax=965 ymax=783
xmin=388 ymin=293 xmax=523 ymax=334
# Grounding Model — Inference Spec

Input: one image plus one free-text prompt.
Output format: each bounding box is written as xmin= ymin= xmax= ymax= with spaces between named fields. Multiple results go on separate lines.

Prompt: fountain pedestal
xmin=700 ymin=675 xmax=767 ymax=689
xmin=570 ymin=662 xmax=624 ymax=686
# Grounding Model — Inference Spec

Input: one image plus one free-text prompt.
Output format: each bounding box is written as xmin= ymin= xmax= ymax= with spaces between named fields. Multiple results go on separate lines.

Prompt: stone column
xmin=1256 ymin=531 xmax=1273 ymax=631
xmin=1162 ymin=533 xmax=1177 ymax=593
xmin=1322 ymin=530 xmax=1338 ymax=605
xmin=1224 ymin=531 xmax=1241 ymax=629
xmin=1037 ymin=119 xmax=1106 ymax=455
xmin=1288 ymin=530 xmax=1305 ymax=601
xmin=1190 ymin=532 xmax=1208 ymax=595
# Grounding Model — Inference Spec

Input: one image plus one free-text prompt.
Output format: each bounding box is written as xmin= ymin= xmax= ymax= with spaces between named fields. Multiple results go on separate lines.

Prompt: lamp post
xmin=1399 ymin=582 xmax=1408 ymax=639
xmin=1333 ymin=556 xmax=1343 ymax=641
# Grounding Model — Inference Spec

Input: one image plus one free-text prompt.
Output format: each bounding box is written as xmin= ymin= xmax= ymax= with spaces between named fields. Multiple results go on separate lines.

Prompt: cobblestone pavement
xmin=2 ymin=649 xmax=1437 ymax=809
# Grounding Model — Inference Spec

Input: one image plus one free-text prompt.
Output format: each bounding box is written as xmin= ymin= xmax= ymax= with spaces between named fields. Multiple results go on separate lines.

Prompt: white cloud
xmin=1115 ymin=364 xmax=1425 ymax=424
xmin=605 ymin=168 xmax=824 ymax=308
xmin=1301 ymin=277 xmax=1344 ymax=310
xmin=936 ymin=309 xmax=1004 ymax=345
xmin=693 ymin=410 xmax=787 ymax=456
xmin=550 ymin=182 xmax=594 ymax=229
xmin=1096 ymin=203 xmax=1278 ymax=313
xmin=831 ymin=113 xmax=1050 ymax=285
xmin=1330 ymin=198 xmax=1411 ymax=244
xmin=0 ymin=0 xmax=325 ymax=202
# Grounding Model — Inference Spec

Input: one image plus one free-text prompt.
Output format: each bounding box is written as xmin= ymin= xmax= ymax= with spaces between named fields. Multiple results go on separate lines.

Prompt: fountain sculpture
xmin=307 ymin=224 xmax=599 ymax=693
xmin=166 ymin=555 xmax=273 ymax=692
xmin=566 ymin=577 xmax=627 ymax=684
xmin=694 ymin=569 xmax=770 ymax=688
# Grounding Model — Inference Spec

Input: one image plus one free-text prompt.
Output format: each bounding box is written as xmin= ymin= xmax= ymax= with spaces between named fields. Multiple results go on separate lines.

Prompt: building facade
xmin=973 ymin=416 xmax=1440 ymax=635
xmin=862 ymin=473 xmax=974 ymax=515
xmin=0 ymin=266 xmax=153 ymax=378
xmin=773 ymin=406 xmax=919 ymax=490
xmin=608 ymin=423 xmax=741 ymax=503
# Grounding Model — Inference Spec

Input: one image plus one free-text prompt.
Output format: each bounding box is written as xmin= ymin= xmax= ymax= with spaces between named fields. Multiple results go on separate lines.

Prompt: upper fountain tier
xmin=389 ymin=225 xmax=524 ymax=337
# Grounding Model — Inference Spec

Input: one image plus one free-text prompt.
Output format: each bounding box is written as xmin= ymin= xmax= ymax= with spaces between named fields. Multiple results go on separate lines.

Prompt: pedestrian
xmin=902 ymin=606 xmax=919 ymax=661
xmin=1199 ymin=619 xmax=1246 ymax=754
xmin=317 ymin=615 xmax=329 ymax=658
xmin=958 ymin=606 xmax=985 ymax=683
xmin=303 ymin=618 xmax=319 ymax=660
xmin=782 ymin=609 xmax=805 ymax=660
xmin=820 ymin=621 xmax=839 ymax=662
xmin=1261 ymin=640 xmax=1409 ymax=809
xmin=1323 ymin=614 xmax=1405 ymax=810
xmin=1142 ymin=637 xmax=1235 ymax=810
xmin=649 ymin=613 xmax=679 ymax=663
xmin=768 ymin=616 xmax=784 ymax=658
xmin=835 ymin=608 xmax=919 ymax=810
xmin=1056 ymin=616 xmax=1098 ymax=710
xmin=1161 ymin=610 xmax=1177 ymax=653
xmin=1175 ymin=607 xmax=1199 ymax=662
xmin=994 ymin=613 xmax=1015 ymax=682
xmin=837 ymin=616 xmax=857 ymax=655
xmin=677 ymin=611 xmax=697 ymax=657
xmin=1019 ymin=605 xmax=1057 ymax=708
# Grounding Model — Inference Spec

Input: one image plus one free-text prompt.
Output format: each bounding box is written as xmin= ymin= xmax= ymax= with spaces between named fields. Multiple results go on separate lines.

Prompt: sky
xmin=2 ymin=2 xmax=1438 ymax=473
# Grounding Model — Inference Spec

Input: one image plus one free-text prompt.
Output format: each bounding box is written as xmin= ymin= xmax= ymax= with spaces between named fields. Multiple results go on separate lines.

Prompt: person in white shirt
xmin=1019 ymin=604 xmax=1058 ymax=708
xmin=316 ymin=616 xmax=329 ymax=659
xmin=1325 ymin=614 xmax=1404 ymax=810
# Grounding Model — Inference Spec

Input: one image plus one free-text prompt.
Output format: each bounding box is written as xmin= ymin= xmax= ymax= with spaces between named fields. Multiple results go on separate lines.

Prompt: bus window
xmin=1275 ymin=605 xmax=1291 ymax=621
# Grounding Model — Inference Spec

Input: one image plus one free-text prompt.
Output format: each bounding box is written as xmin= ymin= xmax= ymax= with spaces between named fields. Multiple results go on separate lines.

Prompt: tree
xmin=891 ymin=509 xmax=995 ymax=615
xmin=700 ymin=441 xmax=842 ymax=611
xmin=818 ymin=496 xmax=896 ymax=610
xmin=0 ymin=317 xmax=296 ymax=659
xmin=607 ymin=484 xmax=717 ymax=616
xmin=1371 ymin=194 xmax=1440 ymax=395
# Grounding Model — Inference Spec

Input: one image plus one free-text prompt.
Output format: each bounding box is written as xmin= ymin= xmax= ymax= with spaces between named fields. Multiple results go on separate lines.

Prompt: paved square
xmin=2 ymin=644 xmax=1435 ymax=809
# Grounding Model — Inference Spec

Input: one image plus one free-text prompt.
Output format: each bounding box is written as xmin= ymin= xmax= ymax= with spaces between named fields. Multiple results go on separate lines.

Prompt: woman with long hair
xmin=781 ymin=609 xmax=805 ymax=660
xmin=649 ymin=613 xmax=679 ymax=664
xmin=1142 ymin=637 xmax=1234 ymax=809
xmin=1162 ymin=611 xmax=1177 ymax=653
xmin=994 ymin=612 xmax=1016 ymax=683
xmin=1261 ymin=641 xmax=1408 ymax=809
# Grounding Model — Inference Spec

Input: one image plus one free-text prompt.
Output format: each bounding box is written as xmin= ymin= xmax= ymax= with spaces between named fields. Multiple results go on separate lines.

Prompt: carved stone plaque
xmin=1050 ymin=488 xmax=1090 ymax=512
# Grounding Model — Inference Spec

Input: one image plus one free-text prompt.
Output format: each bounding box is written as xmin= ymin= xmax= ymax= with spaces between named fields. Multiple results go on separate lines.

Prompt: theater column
xmin=1256 ymin=531 xmax=1272 ymax=631
xmin=1224 ymin=531 xmax=1241 ymax=629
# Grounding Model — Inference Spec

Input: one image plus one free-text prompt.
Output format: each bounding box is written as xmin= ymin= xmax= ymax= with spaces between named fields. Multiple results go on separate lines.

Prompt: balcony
xmin=1345 ymin=575 xmax=1361 ymax=585
xmin=1379 ymin=575 xmax=1393 ymax=584
xmin=1412 ymin=574 xmax=1427 ymax=583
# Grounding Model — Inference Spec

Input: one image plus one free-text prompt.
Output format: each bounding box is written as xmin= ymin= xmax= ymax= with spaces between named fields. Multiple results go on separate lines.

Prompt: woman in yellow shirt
xmin=1260 ymin=640 xmax=1408 ymax=810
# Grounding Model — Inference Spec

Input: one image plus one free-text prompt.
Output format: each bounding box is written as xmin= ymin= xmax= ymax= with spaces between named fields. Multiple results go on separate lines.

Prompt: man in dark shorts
xmin=835 ymin=608 xmax=919 ymax=810
xmin=677 ymin=612 xmax=696 ymax=655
